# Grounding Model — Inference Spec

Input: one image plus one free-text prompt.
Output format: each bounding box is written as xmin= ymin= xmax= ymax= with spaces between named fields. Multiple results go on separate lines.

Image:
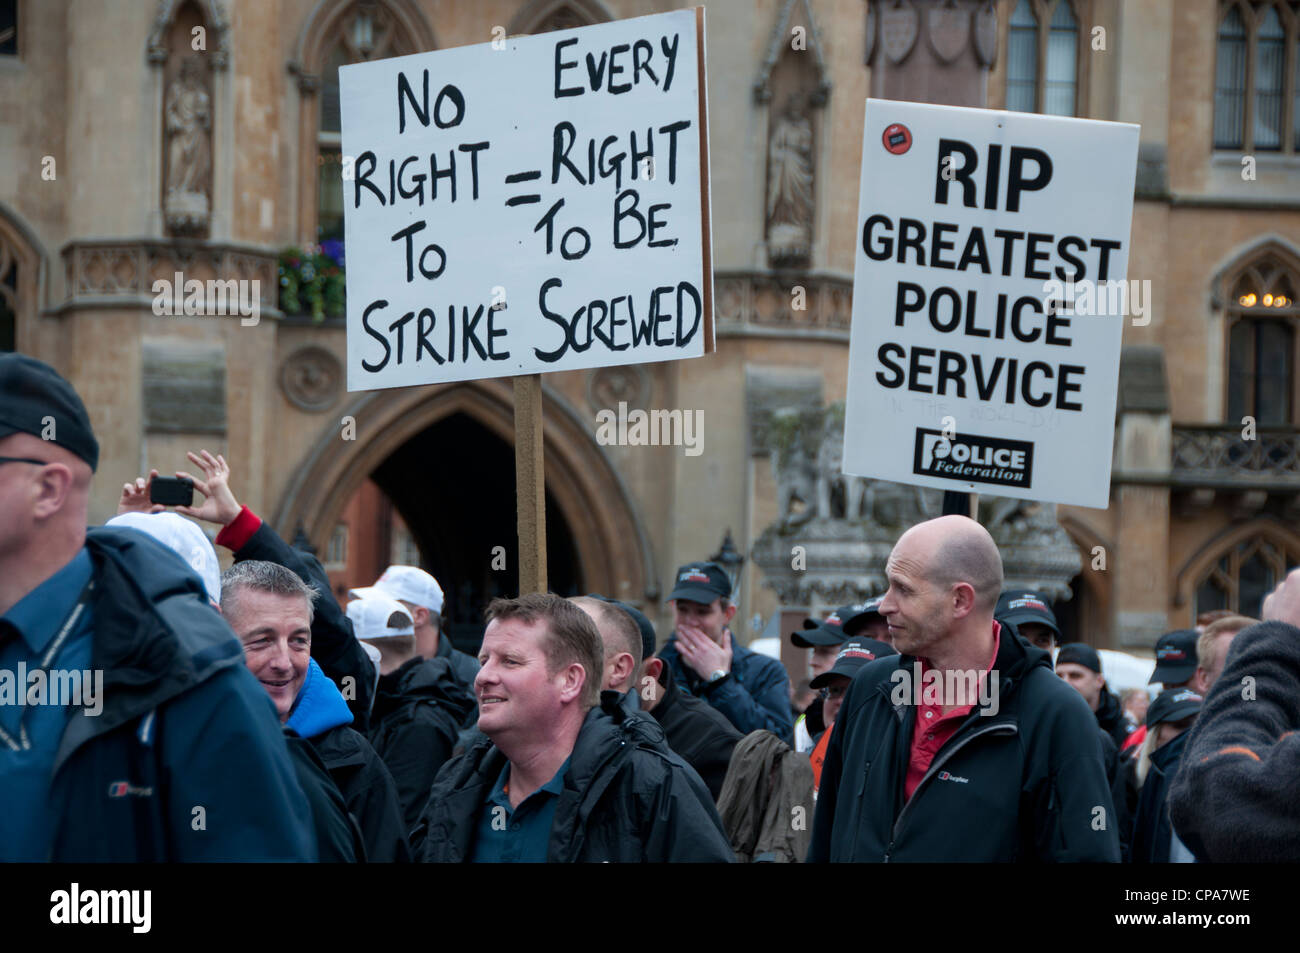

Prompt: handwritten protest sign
xmin=843 ymin=100 xmax=1139 ymax=509
xmin=339 ymin=7 xmax=713 ymax=392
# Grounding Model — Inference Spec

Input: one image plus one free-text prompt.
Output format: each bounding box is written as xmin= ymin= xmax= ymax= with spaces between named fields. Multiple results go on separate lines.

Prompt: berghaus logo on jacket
xmin=107 ymin=780 xmax=154 ymax=798
xmin=937 ymin=770 xmax=969 ymax=784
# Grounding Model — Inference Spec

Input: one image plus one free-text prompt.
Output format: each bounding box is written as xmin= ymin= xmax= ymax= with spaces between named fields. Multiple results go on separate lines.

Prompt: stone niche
xmin=153 ymin=0 xmax=221 ymax=238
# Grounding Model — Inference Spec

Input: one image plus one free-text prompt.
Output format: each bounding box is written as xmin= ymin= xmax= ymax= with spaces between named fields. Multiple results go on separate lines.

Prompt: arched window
xmin=1214 ymin=1 xmax=1300 ymax=154
xmin=1194 ymin=535 xmax=1300 ymax=618
xmin=1002 ymin=0 xmax=1084 ymax=116
xmin=1224 ymin=251 xmax=1299 ymax=424
xmin=507 ymin=0 xmax=613 ymax=36
xmin=291 ymin=1 xmax=433 ymax=251
xmin=1044 ymin=1 xmax=1078 ymax=116
xmin=1006 ymin=0 xmax=1038 ymax=113
xmin=0 ymin=209 xmax=43 ymax=354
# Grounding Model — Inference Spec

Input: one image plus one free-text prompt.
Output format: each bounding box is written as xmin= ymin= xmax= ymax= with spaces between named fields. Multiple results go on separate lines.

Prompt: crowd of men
xmin=2 ymin=352 xmax=1298 ymax=862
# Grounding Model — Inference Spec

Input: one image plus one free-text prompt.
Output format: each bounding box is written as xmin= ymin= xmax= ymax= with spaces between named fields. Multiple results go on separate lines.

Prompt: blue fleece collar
xmin=285 ymin=657 xmax=353 ymax=740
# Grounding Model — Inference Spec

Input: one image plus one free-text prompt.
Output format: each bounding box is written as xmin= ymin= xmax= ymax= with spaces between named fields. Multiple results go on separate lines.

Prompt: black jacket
xmin=809 ymin=628 xmax=1120 ymax=862
xmin=435 ymin=632 xmax=481 ymax=694
xmin=312 ymin=723 xmax=412 ymax=862
xmin=414 ymin=690 xmax=735 ymax=862
xmin=650 ymin=675 xmax=743 ymax=801
xmin=1095 ymin=689 xmax=1131 ymax=750
xmin=284 ymin=730 xmax=363 ymax=862
xmin=370 ymin=656 xmax=475 ymax=830
xmin=230 ymin=519 xmax=376 ymax=731
xmin=1169 ymin=621 xmax=1300 ymax=862
xmin=1099 ymin=728 xmax=1135 ymax=861
xmin=1131 ymin=730 xmax=1189 ymax=864
xmin=46 ymin=529 xmax=316 ymax=861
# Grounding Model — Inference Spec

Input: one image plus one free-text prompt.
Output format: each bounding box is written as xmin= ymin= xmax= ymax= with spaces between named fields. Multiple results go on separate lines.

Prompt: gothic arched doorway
xmin=273 ymin=377 xmax=654 ymax=652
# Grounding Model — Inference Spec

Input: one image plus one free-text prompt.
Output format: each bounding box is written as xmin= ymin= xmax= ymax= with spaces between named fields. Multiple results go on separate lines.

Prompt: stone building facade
xmin=1 ymin=0 xmax=1297 ymax=661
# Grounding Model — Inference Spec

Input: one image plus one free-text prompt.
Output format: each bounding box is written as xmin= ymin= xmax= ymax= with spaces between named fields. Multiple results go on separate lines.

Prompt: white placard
xmin=339 ymin=7 xmax=713 ymax=392
xmin=843 ymin=100 xmax=1140 ymax=509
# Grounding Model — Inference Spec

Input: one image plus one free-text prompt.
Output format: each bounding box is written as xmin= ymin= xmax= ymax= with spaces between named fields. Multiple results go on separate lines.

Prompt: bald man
xmin=0 ymin=353 xmax=314 ymax=861
xmin=809 ymin=515 xmax=1119 ymax=862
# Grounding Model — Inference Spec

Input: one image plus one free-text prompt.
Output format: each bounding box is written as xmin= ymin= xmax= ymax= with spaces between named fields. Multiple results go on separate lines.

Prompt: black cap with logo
xmin=996 ymin=589 xmax=1061 ymax=641
xmin=0 ymin=353 xmax=99 ymax=471
xmin=840 ymin=596 xmax=887 ymax=637
xmin=668 ymin=562 xmax=731 ymax=605
xmin=791 ymin=605 xmax=851 ymax=648
xmin=1149 ymin=629 xmax=1199 ymax=685
xmin=809 ymin=639 xmax=897 ymax=689
xmin=1146 ymin=687 xmax=1203 ymax=728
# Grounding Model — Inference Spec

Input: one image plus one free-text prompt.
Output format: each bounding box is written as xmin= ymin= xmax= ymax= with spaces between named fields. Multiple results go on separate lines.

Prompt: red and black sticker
xmin=882 ymin=123 xmax=912 ymax=155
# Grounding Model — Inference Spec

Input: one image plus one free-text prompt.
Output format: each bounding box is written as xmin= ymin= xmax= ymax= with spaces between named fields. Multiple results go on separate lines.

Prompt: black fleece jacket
xmin=809 ymin=626 xmax=1120 ymax=862
xmin=1169 ymin=620 xmax=1300 ymax=862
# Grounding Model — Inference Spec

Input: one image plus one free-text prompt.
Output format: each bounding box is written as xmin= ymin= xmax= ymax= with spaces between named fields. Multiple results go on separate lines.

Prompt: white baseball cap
xmin=349 ymin=565 xmax=444 ymax=615
xmin=347 ymin=593 xmax=416 ymax=640
xmin=106 ymin=512 xmax=221 ymax=604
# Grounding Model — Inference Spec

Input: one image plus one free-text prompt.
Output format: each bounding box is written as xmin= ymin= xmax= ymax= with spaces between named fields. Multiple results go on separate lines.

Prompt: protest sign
xmin=339 ymin=7 xmax=713 ymax=393
xmin=843 ymin=99 xmax=1139 ymax=509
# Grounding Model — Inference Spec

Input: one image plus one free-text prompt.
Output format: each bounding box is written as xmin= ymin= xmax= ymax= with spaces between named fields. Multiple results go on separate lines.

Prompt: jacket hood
xmin=59 ymin=528 xmax=247 ymax=772
xmin=287 ymin=657 xmax=354 ymax=740
xmin=1096 ymin=687 xmax=1124 ymax=729
xmin=888 ymin=620 xmax=1051 ymax=701
xmin=375 ymin=656 xmax=475 ymax=724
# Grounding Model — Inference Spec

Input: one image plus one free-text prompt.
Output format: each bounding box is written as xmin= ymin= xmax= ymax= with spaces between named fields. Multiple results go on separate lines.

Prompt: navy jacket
xmin=658 ymin=632 xmax=793 ymax=745
xmin=47 ymin=528 xmax=316 ymax=861
xmin=809 ymin=627 xmax=1120 ymax=862
xmin=1130 ymin=730 xmax=1189 ymax=864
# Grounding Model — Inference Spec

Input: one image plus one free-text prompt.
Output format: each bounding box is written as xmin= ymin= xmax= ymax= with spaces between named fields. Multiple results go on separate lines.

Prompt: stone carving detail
xmin=765 ymin=98 xmax=815 ymax=268
xmin=927 ymin=0 xmax=970 ymax=64
xmin=880 ymin=0 xmax=920 ymax=65
xmin=752 ymin=401 xmax=1081 ymax=605
xmin=62 ymin=240 xmax=277 ymax=313
xmin=973 ymin=1 xmax=999 ymax=67
xmin=715 ymin=272 xmax=852 ymax=332
xmin=147 ymin=0 xmax=231 ymax=70
xmin=281 ymin=346 xmax=343 ymax=412
xmin=587 ymin=364 xmax=651 ymax=413
xmin=164 ymin=57 xmax=213 ymax=235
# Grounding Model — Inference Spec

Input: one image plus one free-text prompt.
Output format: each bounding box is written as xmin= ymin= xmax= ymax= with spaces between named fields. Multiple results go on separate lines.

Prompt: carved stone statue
xmin=766 ymin=95 xmax=814 ymax=266
xmin=164 ymin=57 xmax=212 ymax=235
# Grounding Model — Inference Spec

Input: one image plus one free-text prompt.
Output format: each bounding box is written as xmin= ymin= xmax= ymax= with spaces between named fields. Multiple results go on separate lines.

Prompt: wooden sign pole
xmin=514 ymin=374 xmax=548 ymax=594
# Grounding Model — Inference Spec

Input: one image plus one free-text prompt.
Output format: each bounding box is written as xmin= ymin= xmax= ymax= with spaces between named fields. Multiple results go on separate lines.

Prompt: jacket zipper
xmin=882 ymin=721 xmax=1017 ymax=862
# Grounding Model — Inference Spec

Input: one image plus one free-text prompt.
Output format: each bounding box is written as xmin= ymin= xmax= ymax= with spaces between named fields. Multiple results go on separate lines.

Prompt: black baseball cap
xmin=1056 ymin=642 xmax=1102 ymax=674
xmin=589 ymin=593 xmax=656 ymax=661
xmin=668 ymin=562 xmax=731 ymax=605
xmin=791 ymin=605 xmax=852 ymax=648
xmin=0 ymin=353 xmax=99 ymax=471
xmin=996 ymin=589 xmax=1060 ymax=640
xmin=809 ymin=639 xmax=896 ymax=689
xmin=1146 ymin=687 xmax=1203 ymax=728
xmin=1149 ymin=629 xmax=1199 ymax=685
xmin=840 ymin=596 xmax=886 ymax=637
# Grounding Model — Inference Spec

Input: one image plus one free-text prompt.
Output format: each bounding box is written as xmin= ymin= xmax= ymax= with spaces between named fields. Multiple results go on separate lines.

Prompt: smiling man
xmin=809 ymin=515 xmax=1118 ymax=862
xmin=221 ymin=560 xmax=410 ymax=862
xmin=413 ymin=592 xmax=732 ymax=862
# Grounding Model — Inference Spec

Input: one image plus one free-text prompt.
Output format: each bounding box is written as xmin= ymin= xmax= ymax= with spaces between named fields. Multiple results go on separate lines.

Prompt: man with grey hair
xmin=810 ymin=515 xmax=1119 ymax=862
xmin=222 ymin=560 xmax=410 ymax=862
